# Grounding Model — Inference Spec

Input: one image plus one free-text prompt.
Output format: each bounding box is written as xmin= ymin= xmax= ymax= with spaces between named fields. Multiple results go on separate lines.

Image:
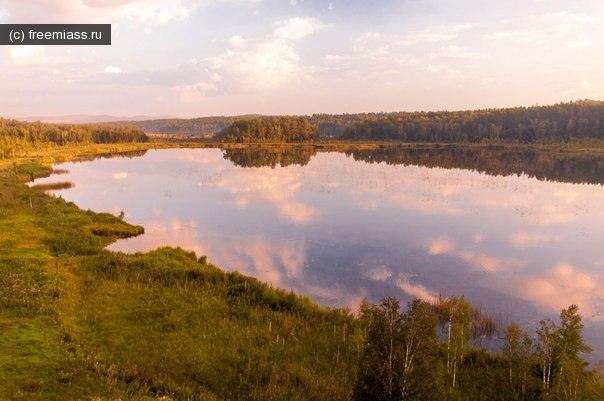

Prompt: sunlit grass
xmin=60 ymin=248 xmax=356 ymax=400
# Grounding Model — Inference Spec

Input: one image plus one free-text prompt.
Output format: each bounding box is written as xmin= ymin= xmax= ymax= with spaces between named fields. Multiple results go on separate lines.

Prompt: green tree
xmin=551 ymin=304 xmax=593 ymax=401
xmin=536 ymin=304 xmax=596 ymax=401
xmin=360 ymin=297 xmax=402 ymax=400
xmin=399 ymin=298 xmax=442 ymax=401
xmin=536 ymin=318 xmax=558 ymax=395
xmin=502 ymin=322 xmax=537 ymax=400
xmin=354 ymin=297 xmax=442 ymax=401
xmin=436 ymin=295 xmax=471 ymax=390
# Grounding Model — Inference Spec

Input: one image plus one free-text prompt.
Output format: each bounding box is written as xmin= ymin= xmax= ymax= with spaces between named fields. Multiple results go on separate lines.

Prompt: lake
xmin=34 ymin=146 xmax=604 ymax=361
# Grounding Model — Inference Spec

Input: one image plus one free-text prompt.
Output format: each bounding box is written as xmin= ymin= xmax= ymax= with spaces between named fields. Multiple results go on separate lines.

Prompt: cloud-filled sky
xmin=1 ymin=0 xmax=604 ymax=118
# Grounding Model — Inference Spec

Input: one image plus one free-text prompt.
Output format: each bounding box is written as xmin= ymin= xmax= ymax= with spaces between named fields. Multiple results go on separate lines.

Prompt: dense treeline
xmin=113 ymin=99 xmax=604 ymax=144
xmin=355 ymin=297 xmax=603 ymax=401
xmin=116 ymin=114 xmax=346 ymax=137
xmin=339 ymin=100 xmax=604 ymax=143
xmin=0 ymin=118 xmax=148 ymax=158
xmin=216 ymin=117 xmax=318 ymax=143
xmin=118 ymin=115 xmax=260 ymax=135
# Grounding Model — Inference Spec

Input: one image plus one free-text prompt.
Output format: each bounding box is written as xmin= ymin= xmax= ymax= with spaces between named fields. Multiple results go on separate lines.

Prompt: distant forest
xmin=115 ymin=115 xmax=261 ymax=136
xmin=4 ymin=100 xmax=604 ymax=152
xmin=215 ymin=117 xmax=318 ymax=143
xmin=0 ymin=119 xmax=148 ymax=159
xmin=336 ymin=99 xmax=604 ymax=143
xmin=118 ymin=100 xmax=604 ymax=144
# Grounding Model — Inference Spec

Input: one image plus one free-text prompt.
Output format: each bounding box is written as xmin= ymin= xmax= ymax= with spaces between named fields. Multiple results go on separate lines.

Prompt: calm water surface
xmin=35 ymin=148 xmax=604 ymax=360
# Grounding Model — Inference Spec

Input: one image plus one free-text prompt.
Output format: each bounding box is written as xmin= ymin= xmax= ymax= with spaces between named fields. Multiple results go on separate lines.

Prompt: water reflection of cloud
xmin=428 ymin=237 xmax=455 ymax=255
xmin=393 ymin=192 xmax=465 ymax=216
xmin=278 ymin=202 xmax=315 ymax=224
xmin=472 ymin=181 xmax=601 ymax=226
xmin=219 ymin=167 xmax=316 ymax=224
xmin=396 ymin=275 xmax=438 ymax=304
xmin=212 ymin=238 xmax=305 ymax=288
xmin=122 ymin=224 xmax=306 ymax=293
xmin=460 ymin=251 xmax=527 ymax=273
xmin=367 ymin=267 xmax=393 ymax=281
xmin=112 ymin=172 xmax=128 ymax=180
xmin=509 ymin=231 xmax=561 ymax=249
xmin=529 ymin=203 xmax=577 ymax=225
xmin=521 ymin=263 xmax=604 ymax=322
xmin=473 ymin=231 xmax=485 ymax=244
xmin=110 ymin=215 xmax=205 ymax=252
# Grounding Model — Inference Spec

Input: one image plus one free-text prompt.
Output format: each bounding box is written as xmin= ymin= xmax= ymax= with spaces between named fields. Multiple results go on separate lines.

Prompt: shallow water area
xmin=34 ymin=147 xmax=604 ymax=362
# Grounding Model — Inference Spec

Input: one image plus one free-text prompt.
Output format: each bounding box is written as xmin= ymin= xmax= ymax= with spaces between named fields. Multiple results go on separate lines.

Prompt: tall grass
xmin=61 ymin=248 xmax=356 ymax=400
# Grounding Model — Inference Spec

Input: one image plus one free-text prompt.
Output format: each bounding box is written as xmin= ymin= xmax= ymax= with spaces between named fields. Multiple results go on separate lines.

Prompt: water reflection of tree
xmin=71 ymin=149 xmax=149 ymax=163
xmin=222 ymin=147 xmax=316 ymax=168
xmin=222 ymin=146 xmax=604 ymax=184
xmin=345 ymin=148 xmax=604 ymax=185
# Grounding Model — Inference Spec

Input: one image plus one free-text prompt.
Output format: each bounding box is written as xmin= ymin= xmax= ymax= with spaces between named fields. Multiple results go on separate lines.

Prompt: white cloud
xmin=539 ymin=11 xmax=596 ymax=23
xmin=0 ymin=8 xmax=9 ymax=22
xmin=324 ymin=54 xmax=344 ymax=62
xmin=426 ymin=64 xmax=463 ymax=80
xmin=437 ymin=45 xmax=488 ymax=60
xmin=175 ymin=16 xmax=327 ymax=97
xmin=357 ymin=31 xmax=381 ymax=42
xmin=105 ymin=66 xmax=122 ymax=74
xmin=565 ymin=32 xmax=593 ymax=49
xmin=9 ymin=46 xmax=69 ymax=66
xmin=1 ymin=0 xmax=190 ymax=25
xmin=208 ymin=39 xmax=301 ymax=90
xmin=273 ymin=17 xmax=327 ymax=40
xmin=399 ymin=24 xmax=474 ymax=46
xmin=227 ymin=35 xmax=246 ymax=50
xmin=121 ymin=0 xmax=189 ymax=31
xmin=485 ymin=30 xmax=544 ymax=43
xmin=581 ymin=79 xmax=594 ymax=92
xmin=554 ymin=24 xmax=579 ymax=33
xmin=174 ymin=81 xmax=219 ymax=102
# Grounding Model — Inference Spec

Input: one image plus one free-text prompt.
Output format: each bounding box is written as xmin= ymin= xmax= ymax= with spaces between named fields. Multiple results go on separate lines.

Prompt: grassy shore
xmin=0 ymin=143 xmax=357 ymax=400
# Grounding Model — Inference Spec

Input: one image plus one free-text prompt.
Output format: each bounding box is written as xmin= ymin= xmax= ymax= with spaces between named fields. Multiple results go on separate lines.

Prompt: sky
xmin=1 ymin=0 xmax=604 ymax=118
